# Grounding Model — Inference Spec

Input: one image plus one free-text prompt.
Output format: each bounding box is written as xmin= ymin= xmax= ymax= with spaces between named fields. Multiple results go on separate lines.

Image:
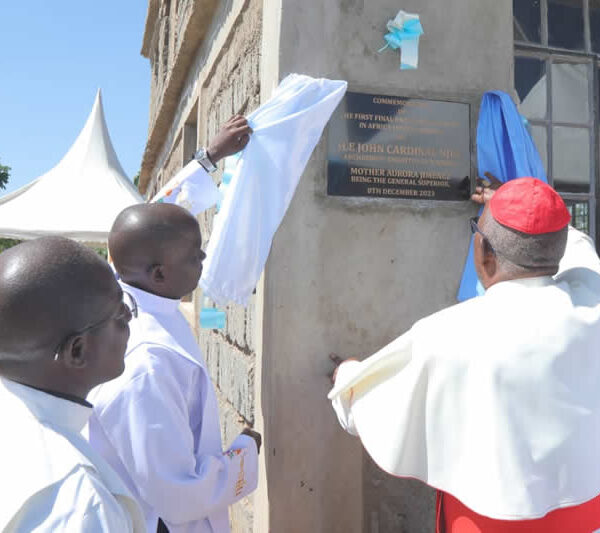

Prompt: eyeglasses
xmin=469 ymin=216 xmax=545 ymax=270
xmin=53 ymin=291 xmax=138 ymax=360
xmin=470 ymin=216 xmax=497 ymax=255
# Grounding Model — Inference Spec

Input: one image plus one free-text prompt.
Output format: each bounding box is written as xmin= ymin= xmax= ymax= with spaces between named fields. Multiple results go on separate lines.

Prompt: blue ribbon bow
xmin=379 ymin=13 xmax=424 ymax=70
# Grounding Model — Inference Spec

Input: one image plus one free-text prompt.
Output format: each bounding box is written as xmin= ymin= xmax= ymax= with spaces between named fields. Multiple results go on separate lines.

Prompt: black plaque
xmin=327 ymin=92 xmax=471 ymax=201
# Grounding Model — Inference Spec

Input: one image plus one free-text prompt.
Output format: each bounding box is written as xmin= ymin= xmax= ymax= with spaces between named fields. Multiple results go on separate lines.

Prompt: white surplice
xmin=88 ymin=282 xmax=258 ymax=533
xmin=0 ymin=377 xmax=144 ymax=532
xmin=329 ymin=227 xmax=600 ymax=520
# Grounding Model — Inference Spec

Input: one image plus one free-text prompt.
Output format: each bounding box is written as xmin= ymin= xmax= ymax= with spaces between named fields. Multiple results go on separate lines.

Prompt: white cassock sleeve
xmin=7 ymin=467 xmax=134 ymax=532
xmin=94 ymin=346 xmax=258 ymax=527
xmin=150 ymin=160 xmax=221 ymax=216
xmin=557 ymin=226 xmax=600 ymax=275
xmin=199 ymin=74 xmax=348 ymax=306
xmin=330 ymin=360 xmax=362 ymax=436
xmin=329 ymin=332 xmax=415 ymax=439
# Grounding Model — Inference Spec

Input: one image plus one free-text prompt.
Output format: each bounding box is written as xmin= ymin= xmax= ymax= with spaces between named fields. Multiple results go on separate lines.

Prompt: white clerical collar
xmin=0 ymin=377 xmax=92 ymax=434
xmin=485 ymin=275 xmax=554 ymax=297
xmin=119 ymin=281 xmax=181 ymax=316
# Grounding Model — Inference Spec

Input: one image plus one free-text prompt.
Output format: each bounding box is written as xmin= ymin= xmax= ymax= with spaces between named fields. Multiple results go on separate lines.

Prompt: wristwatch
xmin=194 ymin=147 xmax=217 ymax=173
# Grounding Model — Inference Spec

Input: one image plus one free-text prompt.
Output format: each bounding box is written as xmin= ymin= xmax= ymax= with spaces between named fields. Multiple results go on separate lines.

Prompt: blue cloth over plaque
xmin=457 ymin=91 xmax=548 ymax=302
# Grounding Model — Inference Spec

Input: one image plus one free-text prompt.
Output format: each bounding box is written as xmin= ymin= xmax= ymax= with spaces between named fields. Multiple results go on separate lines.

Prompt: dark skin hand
xmin=242 ymin=428 xmax=262 ymax=454
xmin=328 ymin=354 xmax=346 ymax=384
xmin=471 ymin=171 xmax=501 ymax=205
xmin=207 ymin=115 xmax=253 ymax=163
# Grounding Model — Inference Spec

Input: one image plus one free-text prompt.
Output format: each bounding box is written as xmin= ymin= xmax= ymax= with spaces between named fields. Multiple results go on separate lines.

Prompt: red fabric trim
xmin=436 ymin=491 xmax=444 ymax=533
xmin=441 ymin=491 xmax=600 ymax=533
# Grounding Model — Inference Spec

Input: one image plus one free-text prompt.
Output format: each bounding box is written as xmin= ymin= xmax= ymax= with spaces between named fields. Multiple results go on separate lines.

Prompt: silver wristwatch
xmin=194 ymin=147 xmax=217 ymax=173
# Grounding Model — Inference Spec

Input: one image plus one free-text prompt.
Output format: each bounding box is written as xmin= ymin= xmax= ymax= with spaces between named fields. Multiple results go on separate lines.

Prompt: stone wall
xmin=147 ymin=0 xmax=174 ymax=130
xmin=141 ymin=1 xmax=263 ymax=531
xmin=161 ymin=133 xmax=183 ymax=190
xmin=197 ymin=3 xmax=262 ymax=531
xmin=140 ymin=0 xmax=221 ymax=194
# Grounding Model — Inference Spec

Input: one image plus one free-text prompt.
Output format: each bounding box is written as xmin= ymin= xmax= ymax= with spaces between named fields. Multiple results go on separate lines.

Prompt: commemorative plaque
xmin=327 ymin=91 xmax=471 ymax=201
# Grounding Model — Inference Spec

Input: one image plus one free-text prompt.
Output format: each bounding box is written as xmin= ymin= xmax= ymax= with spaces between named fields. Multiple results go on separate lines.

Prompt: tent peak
xmin=0 ymin=90 xmax=142 ymax=242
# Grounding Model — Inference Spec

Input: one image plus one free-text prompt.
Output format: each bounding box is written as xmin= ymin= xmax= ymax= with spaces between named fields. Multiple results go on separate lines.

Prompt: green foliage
xmin=0 ymin=160 xmax=14 ymax=251
xmin=0 ymin=159 xmax=10 ymax=190
xmin=0 ymin=238 xmax=20 ymax=253
xmin=0 ymin=240 xmax=108 ymax=257
xmin=133 ymin=171 xmax=140 ymax=188
xmin=93 ymin=246 xmax=108 ymax=259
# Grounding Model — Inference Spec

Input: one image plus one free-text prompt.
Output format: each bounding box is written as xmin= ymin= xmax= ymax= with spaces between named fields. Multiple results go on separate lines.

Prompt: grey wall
xmin=259 ymin=0 xmax=513 ymax=531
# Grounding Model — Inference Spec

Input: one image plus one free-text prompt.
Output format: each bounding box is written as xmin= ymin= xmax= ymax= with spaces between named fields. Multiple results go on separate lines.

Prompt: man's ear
xmin=149 ymin=264 xmax=166 ymax=285
xmin=480 ymin=239 xmax=498 ymax=277
xmin=59 ymin=335 xmax=88 ymax=369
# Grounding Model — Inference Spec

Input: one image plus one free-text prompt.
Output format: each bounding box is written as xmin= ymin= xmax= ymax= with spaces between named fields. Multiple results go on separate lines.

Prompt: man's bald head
xmin=0 ymin=237 xmax=118 ymax=363
xmin=109 ymin=203 xmax=199 ymax=275
xmin=109 ymin=204 xmax=204 ymax=299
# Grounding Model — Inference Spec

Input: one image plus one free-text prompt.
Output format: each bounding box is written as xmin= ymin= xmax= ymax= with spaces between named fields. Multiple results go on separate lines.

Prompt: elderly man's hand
xmin=241 ymin=427 xmax=262 ymax=454
xmin=471 ymin=172 xmax=502 ymax=205
xmin=207 ymin=115 xmax=253 ymax=163
xmin=329 ymin=353 xmax=350 ymax=384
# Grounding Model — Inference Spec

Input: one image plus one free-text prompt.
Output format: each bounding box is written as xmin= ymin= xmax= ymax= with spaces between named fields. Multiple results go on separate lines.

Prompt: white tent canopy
xmin=0 ymin=89 xmax=143 ymax=242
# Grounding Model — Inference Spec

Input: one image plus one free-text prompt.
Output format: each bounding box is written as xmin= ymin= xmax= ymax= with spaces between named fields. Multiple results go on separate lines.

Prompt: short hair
xmin=481 ymin=214 xmax=568 ymax=275
xmin=0 ymin=237 xmax=116 ymax=362
xmin=108 ymin=203 xmax=199 ymax=275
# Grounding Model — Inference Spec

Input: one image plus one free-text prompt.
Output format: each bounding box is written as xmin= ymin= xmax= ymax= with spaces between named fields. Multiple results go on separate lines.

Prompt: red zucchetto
xmin=489 ymin=177 xmax=571 ymax=235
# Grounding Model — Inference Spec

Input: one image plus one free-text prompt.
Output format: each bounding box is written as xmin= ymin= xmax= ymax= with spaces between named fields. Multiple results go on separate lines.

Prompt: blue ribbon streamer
xmin=457 ymin=91 xmax=548 ymax=301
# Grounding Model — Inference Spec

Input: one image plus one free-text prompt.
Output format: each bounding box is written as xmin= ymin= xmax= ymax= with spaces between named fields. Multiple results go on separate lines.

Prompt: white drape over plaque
xmin=199 ymin=74 xmax=347 ymax=306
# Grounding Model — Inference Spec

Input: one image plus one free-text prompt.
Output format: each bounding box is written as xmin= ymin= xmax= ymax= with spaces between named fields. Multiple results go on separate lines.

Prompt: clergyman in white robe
xmin=88 ymin=281 xmax=258 ymax=533
xmin=0 ymin=377 xmax=145 ymax=532
xmin=330 ymin=225 xmax=600 ymax=524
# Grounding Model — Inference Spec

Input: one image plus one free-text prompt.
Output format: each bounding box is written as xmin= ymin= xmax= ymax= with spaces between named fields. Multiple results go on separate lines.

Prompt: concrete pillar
xmin=255 ymin=0 xmax=513 ymax=531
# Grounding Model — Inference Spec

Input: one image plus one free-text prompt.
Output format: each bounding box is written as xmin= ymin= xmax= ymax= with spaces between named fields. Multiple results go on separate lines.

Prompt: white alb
xmin=89 ymin=282 xmax=258 ymax=533
xmin=0 ymin=377 xmax=144 ymax=532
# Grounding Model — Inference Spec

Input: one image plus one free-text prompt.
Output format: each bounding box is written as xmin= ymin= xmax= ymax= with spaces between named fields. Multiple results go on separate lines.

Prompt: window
xmin=514 ymin=0 xmax=598 ymax=243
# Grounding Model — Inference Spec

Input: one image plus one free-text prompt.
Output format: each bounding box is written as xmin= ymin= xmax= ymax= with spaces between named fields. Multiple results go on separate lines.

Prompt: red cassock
xmin=438 ymin=492 xmax=600 ymax=533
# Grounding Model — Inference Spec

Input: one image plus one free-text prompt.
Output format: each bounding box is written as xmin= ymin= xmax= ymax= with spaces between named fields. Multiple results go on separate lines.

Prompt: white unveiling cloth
xmin=150 ymin=160 xmax=221 ymax=216
xmin=0 ymin=377 xmax=144 ymax=532
xmin=199 ymin=74 xmax=348 ymax=306
xmin=329 ymin=227 xmax=600 ymax=520
xmin=88 ymin=282 xmax=258 ymax=533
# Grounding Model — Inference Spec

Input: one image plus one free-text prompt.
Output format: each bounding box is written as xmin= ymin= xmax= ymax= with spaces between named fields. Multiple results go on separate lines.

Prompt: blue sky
xmin=0 ymin=2 xmax=150 ymax=195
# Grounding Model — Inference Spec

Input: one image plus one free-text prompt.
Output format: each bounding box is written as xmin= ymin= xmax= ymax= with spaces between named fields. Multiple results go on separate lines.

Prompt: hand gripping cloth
xmin=151 ymin=160 xmax=221 ymax=216
xmin=457 ymin=91 xmax=548 ymax=301
xmin=200 ymin=74 xmax=348 ymax=306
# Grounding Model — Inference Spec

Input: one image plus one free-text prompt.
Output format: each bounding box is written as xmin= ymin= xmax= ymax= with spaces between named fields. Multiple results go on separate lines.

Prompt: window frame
xmin=514 ymin=0 xmax=600 ymax=243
